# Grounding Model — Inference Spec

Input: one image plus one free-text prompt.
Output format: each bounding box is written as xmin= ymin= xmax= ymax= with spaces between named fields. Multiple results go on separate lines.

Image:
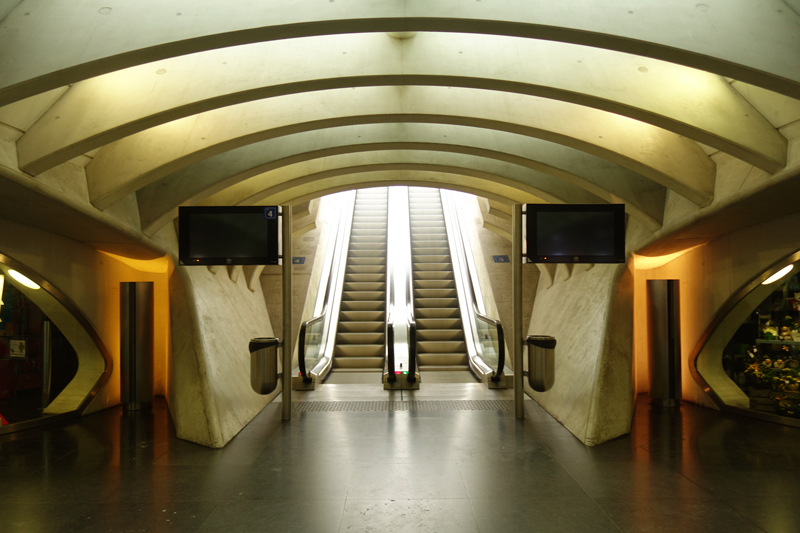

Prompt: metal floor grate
xmin=294 ymin=400 xmax=512 ymax=412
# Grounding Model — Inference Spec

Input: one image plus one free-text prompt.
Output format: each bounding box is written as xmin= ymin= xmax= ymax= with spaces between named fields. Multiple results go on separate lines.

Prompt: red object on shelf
xmin=0 ymin=413 xmax=7 ymax=426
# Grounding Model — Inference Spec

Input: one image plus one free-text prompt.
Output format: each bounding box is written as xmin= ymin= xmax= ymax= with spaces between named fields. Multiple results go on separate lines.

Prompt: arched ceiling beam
xmin=16 ymin=33 xmax=785 ymax=174
xmin=1 ymin=1 xmax=798 ymax=106
xmin=240 ymin=171 xmax=546 ymax=208
xmin=198 ymin=152 xmax=605 ymax=209
xmin=85 ymin=86 xmax=714 ymax=210
xmin=135 ymin=125 xmax=665 ymax=236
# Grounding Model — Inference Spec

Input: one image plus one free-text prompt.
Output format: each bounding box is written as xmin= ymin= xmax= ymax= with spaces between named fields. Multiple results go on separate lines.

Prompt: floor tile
xmin=340 ymin=499 xmax=480 ymax=532
xmin=458 ymin=459 xmax=587 ymax=499
xmin=470 ymin=497 xmax=620 ymax=533
xmin=347 ymin=462 xmax=468 ymax=499
xmin=595 ymin=497 xmax=765 ymax=533
xmin=59 ymin=501 xmax=219 ymax=533
xmin=198 ymin=499 xmax=344 ymax=533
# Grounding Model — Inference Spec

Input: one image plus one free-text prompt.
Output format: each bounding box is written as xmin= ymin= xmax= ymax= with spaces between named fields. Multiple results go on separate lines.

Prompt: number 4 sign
xmin=263 ymin=207 xmax=278 ymax=220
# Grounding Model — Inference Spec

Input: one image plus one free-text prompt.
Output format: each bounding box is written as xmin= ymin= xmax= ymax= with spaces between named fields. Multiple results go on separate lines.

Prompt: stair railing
xmin=297 ymin=191 xmax=356 ymax=386
xmin=440 ymin=190 xmax=506 ymax=384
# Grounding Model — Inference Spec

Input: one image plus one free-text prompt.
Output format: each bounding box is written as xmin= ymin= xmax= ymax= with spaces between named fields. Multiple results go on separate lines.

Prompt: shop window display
xmin=0 ymin=274 xmax=79 ymax=425
xmin=723 ymin=273 xmax=800 ymax=418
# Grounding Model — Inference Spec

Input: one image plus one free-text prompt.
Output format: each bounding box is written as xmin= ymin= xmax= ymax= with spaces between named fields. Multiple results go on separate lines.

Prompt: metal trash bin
xmin=527 ymin=335 xmax=556 ymax=392
xmin=249 ymin=337 xmax=281 ymax=395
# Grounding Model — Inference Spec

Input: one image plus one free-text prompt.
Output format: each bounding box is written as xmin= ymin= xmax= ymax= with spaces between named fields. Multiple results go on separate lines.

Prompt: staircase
xmin=408 ymin=188 xmax=469 ymax=371
xmin=332 ymin=188 xmax=388 ymax=372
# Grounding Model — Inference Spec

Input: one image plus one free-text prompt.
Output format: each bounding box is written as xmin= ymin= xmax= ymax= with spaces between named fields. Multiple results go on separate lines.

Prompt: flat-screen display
xmin=526 ymin=204 xmax=625 ymax=263
xmin=179 ymin=206 xmax=279 ymax=265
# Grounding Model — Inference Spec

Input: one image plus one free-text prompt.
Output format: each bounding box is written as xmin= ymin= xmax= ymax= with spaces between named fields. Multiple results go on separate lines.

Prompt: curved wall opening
xmin=691 ymin=251 xmax=800 ymax=427
xmin=0 ymin=254 xmax=111 ymax=433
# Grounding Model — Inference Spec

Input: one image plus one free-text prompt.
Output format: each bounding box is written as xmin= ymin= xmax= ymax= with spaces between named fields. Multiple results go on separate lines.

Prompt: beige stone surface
xmin=525 ymin=263 xmax=633 ymax=445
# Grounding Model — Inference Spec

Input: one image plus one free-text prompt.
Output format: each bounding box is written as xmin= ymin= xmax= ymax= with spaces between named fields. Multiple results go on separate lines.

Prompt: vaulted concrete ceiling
xmin=0 ymin=0 xmax=799 ymax=244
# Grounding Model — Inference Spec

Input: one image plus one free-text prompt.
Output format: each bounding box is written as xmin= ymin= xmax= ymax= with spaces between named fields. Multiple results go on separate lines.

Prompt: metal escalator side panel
xmin=439 ymin=190 xmax=500 ymax=383
xmin=300 ymin=191 xmax=357 ymax=386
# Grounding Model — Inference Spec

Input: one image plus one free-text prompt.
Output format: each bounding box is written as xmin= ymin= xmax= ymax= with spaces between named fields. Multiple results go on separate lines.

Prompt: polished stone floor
xmin=1 ymin=385 xmax=800 ymax=532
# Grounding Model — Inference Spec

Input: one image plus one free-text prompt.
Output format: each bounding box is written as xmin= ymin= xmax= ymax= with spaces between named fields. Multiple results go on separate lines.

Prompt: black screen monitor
xmin=526 ymin=204 xmax=625 ymax=263
xmin=179 ymin=206 xmax=279 ymax=266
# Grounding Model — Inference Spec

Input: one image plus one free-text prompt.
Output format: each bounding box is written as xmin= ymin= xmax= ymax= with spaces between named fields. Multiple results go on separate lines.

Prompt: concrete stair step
xmin=331 ymin=367 xmax=384 ymax=373
xmin=351 ymin=229 xmax=387 ymax=236
xmin=346 ymin=265 xmax=386 ymax=274
xmin=415 ymin=308 xmax=461 ymax=319
xmin=349 ymin=250 xmax=387 ymax=258
xmin=338 ymin=321 xmax=385 ymax=333
xmin=411 ymin=247 xmax=450 ymax=255
xmin=413 ymin=271 xmax=455 ymax=280
xmin=332 ymin=356 xmax=385 ymax=369
xmin=341 ymin=300 xmax=385 ymax=311
xmin=334 ymin=344 xmax=385 ymax=357
xmin=416 ymin=329 xmax=465 ymax=341
xmin=343 ymin=282 xmax=386 ymax=291
xmin=345 ymin=273 xmax=385 ymax=282
xmin=414 ymin=298 xmax=459 ymax=308
xmin=412 ymin=255 xmax=451 ymax=263
xmin=337 ymin=332 xmax=385 ymax=344
xmin=347 ymin=257 xmax=386 ymax=265
xmin=417 ymin=352 xmax=469 ymax=365
xmin=418 ymin=364 xmax=471 ymax=372
xmin=342 ymin=291 xmax=386 ymax=301
xmin=417 ymin=340 xmax=467 ymax=353
xmin=414 ymin=288 xmax=458 ymax=298
xmin=416 ymin=318 xmax=463 ymax=329
xmin=339 ymin=310 xmax=385 ymax=321
xmin=349 ymin=243 xmax=388 ymax=251
xmin=414 ymin=279 xmax=456 ymax=289
xmin=413 ymin=262 xmax=453 ymax=271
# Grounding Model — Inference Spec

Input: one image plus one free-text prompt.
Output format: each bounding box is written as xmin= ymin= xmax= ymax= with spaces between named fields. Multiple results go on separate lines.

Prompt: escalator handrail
xmin=440 ymin=190 xmax=505 ymax=382
xmin=297 ymin=192 xmax=356 ymax=382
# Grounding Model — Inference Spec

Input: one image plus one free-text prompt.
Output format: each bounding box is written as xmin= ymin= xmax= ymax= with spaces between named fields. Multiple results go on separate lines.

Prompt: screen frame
xmin=178 ymin=206 xmax=280 ymax=266
xmin=525 ymin=204 xmax=626 ymax=264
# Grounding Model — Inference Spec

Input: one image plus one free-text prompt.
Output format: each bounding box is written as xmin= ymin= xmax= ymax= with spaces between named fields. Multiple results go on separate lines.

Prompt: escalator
xmin=297 ymin=186 xmax=505 ymax=390
xmin=332 ymin=188 xmax=388 ymax=372
xmin=408 ymin=188 xmax=469 ymax=372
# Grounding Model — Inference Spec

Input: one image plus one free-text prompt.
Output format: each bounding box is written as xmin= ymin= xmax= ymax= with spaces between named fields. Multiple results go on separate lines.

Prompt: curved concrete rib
xmin=87 ymin=86 xmax=713 ymax=208
xmin=239 ymin=171 xmax=546 ymax=208
xmin=199 ymin=152 xmax=606 ymax=207
xmin=136 ymin=124 xmax=665 ymax=236
xmin=1 ymin=1 xmax=798 ymax=107
xmin=17 ymin=33 xmax=786 ymax=174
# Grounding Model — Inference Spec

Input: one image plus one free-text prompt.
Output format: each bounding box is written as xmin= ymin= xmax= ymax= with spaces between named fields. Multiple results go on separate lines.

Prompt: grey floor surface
xmin=1 ymin=380 xmax=799 ymax=532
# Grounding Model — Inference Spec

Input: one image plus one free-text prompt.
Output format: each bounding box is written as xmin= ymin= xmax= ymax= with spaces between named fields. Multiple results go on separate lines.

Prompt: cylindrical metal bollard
xmin=527 ymin=335 xmax=556 ymax=392
xmin=120 ymin=282 xmax=154 ymax=412
xmin=250 ymin=337 xmax=281 ymax=395
xmin=647 ymin=280 xmax=681 ymax=407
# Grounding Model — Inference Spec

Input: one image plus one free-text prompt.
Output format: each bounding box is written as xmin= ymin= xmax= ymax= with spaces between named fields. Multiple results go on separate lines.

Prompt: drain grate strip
xmin=294 ymin=400 xmax=512 ymax=412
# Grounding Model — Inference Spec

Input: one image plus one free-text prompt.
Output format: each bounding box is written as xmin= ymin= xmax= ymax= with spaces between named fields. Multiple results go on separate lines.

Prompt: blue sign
xmin=263 ymin=206 xmax=278 ymax=220
xmin=292 ymin=257 xmax=305 ymax=265
xmin=493 ymin=255 xmax=510 ymax=263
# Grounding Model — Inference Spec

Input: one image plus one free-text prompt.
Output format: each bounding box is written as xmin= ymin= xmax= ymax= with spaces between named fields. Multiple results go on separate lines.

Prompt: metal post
xmin=512 ymin=204 xmax=524 ymax=419
xmin=281 ymin=206 xmax=293 ymax=421
xmin=41 ymin=320 xmax=52 ymax=409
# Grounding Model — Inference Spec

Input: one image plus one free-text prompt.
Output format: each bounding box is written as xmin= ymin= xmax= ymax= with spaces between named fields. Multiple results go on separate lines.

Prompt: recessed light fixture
xmin=8 ymin=269 xmax=41 ymax=290
xmin=762 ymin=264 xmax=794 ymax=285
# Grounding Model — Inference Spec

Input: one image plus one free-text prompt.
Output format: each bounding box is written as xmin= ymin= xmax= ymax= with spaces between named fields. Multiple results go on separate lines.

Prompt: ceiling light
xmin=8 ymin=269 xmax=41 ymax=290
xmin=762 ymin=264 xmax=794 ymax=285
